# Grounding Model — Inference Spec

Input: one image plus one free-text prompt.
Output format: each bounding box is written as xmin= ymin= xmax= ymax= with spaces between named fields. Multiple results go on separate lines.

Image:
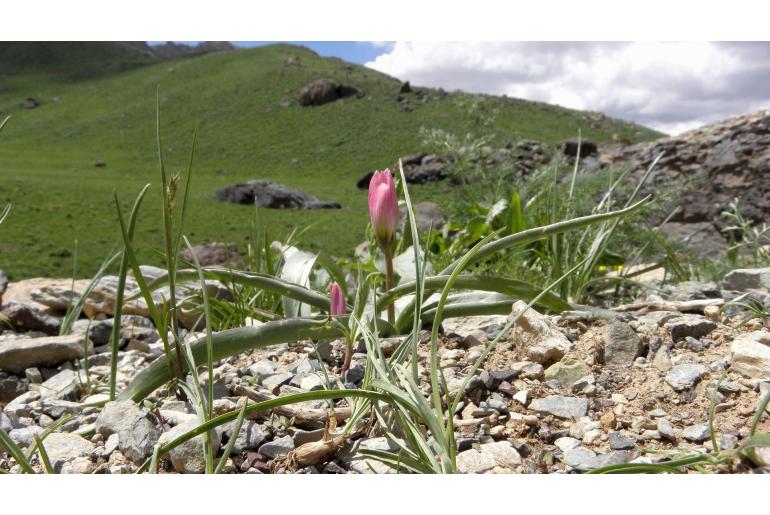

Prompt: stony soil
xmin=1 ymin=267 xmax=770 ymax=474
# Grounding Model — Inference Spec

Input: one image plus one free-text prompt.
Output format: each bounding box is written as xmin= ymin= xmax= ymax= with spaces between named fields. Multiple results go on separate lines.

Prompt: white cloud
xmin=365 ymin=42 xmax=770 ymax=135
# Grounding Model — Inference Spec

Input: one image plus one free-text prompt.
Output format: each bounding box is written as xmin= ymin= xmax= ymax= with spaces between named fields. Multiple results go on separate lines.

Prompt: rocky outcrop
xmin=213 ymin=180 xmax=341 ymax=209
xmin=602 ymin=110 xmax=770 ymax=255
xmin=297 ymin=79 xmax=361 ymax=107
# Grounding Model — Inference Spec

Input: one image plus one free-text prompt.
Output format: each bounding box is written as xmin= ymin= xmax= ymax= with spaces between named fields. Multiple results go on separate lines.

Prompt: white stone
xmin=731 ymin=331 xmax=770 ymax=379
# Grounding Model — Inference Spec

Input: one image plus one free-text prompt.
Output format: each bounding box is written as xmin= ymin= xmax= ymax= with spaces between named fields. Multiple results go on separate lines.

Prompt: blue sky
xmin=150 ymin=41 xmax=390 ymax=64
xmin=234 ymin=41 xmax=391 ymax=64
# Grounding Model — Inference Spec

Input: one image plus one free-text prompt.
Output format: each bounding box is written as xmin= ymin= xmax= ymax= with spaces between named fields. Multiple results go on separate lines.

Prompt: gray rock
xmin=298 ymin=374 xmax=325 ymax=391
xmin=258 ymin=435 xmax=295 ymax=460
xmin=666 ymin=316 xmax=717 ymax=341
xmin=530 ymin=395 xmax=588 ymax=420
xmin=24 ymin=367 xmax=42 ymax=384
xmin=293 ymin=358 xmax=323 ymax=374
xmin=572 ymin=375 xmax=596 ymax=395
xmin=0 ymin=371 xmax=28 ymax=403
xmin=226 ymin=420 xmax=267 ymax=454
xmin=158 ymin=419 xmax=222 ymax=474
xmin=3 ymin=389 xmax=39 ymax=417
xmin=0 ymin=335 xmax=91 ymax=374
xmin=41 ymin=399 xmax=81 ymax=419
xmin=657 ymin=418 xmax=678 ymax=443
xmin=682 ymin=424 xmax=711 ymax=443
xmin=563 ymin=446 xmax=599 ymax=470
xmin=297 ymin=79 xmax=361 ymax=107
xmin=665 ymin=364 xmax=707 ymax=391
xmin=95 ymin=400 xmax=161 ymax=463
xmin=33 ymin=369 xmax=82 ymax=400
xmin=213 ymin=180 xmax=341 ymax=210
xmin=341 ymin=437 xmax=398 ymax=474
xmin=653 ymin=347 xmax=673 ymax=373
xmin=685 ymin=336 xmax=705 ymax=353
xmin=8 ymin=425 xmax=43 ymax=448
xmin=479 ymin=441 xmax=522 ymax=469
xmin=247 ymin=360 xmax=277 ymax=381
xmin=0 ymin=302 xmax=61 ymax=335
xmin=608 ymin=432 xmax=636 ymax=450
xmin=42 ymin=432 xmax=95 ymax=473
xmin=262 ymin=372 xmax=294 ymax=389
xmin=0 ymin=411 xmax=12 ymax=432
xmin=510 ymin=301 xmax=571 ymax=364
xmin=555 ymin=436 xmax=582 ymax=452
xmin=344 ymin=364 xmax=365 ymax=384
xmin=722 ymin=268 xmax=770 ymax=291
xmin=456 ymin=449 xmax=498 ymax=474
xmin=604 ymin=320 xmax=644 ymax=365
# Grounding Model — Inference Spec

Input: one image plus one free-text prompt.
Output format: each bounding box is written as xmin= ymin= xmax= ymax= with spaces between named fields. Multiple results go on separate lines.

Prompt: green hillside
xmin=0 ymin=43 xmax=663 ymax=279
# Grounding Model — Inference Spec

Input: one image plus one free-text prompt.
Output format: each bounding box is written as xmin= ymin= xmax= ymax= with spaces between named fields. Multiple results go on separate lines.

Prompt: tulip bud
xmin=329 ymin=282 xmax=345 ymax=317
xmin=367 ymin=169 xmax=398 ymax=249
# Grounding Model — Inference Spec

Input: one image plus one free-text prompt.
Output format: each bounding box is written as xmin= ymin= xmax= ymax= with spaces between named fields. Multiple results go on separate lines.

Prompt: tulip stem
xmin=384 ymin=246 xmax=395 ymax=325
xmin=341 ymin=337 xmax=352 ymax=376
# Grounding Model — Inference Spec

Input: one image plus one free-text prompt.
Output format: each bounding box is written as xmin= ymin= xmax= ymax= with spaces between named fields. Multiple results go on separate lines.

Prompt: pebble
xmin=666 ymin=316 xmax=717 ymax=341
xmin=604 ymin=320 xmax=644 ymax=365
xmin=608 ymin=432 xmax=636 ymax=450
xmin=730 ymin=331 xmax=770 ymax=378
xmin=226 ymin=420 xmax=266 ymax=454
xmin=42 ymin=432 xmax=95 ymax=473
xmin=456 ymin=449 xmax=498 ymax=474
xmin=682 ymin=424 xmax=711 ymax=443
xmin=157 ymin=419 xmax=222 ymax=474
xmin=665 ymin=364 xmax=707 ymax=391
xmin=258 ymin=435 xmax=295 ymax=460
xmin=512 ymin=389 xmax=529 ymax=406
xmin=530 ymin=395 xmax=588 ymax=420
xmin=555 ymin=436 xmax=582 ymax=452
xmin=94 ymin=400 xmax=161 ymax=463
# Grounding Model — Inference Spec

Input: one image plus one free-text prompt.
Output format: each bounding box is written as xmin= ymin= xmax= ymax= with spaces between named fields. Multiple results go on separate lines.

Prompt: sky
xmin=162 ymin=41 xmax=770 ymax=135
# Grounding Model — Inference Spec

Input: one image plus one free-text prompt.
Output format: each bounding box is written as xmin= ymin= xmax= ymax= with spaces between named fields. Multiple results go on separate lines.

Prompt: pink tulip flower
xmin=368 ymin=170 xmax=398 ymax=248
xmin=329 ymin=282 xmax=345 ymax=317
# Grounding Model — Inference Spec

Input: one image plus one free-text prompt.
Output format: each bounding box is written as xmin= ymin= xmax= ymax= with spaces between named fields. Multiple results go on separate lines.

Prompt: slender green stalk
xmin=0 ymin=427 xmax=35 ymax=474
xmin=155 ymin=92 xmax=186 ymax=389
xmin=383 ymin=246 xmax=395 ymax=325
xmin=109 ymin=184 xmax=150 ymax=399
xmin=114 ymin=191 xmax=176 ymax=380
xmin=214 ymin=402 xmax=247 ymax=474
xmin=183 ymin=236 xmax=215 ymax=421
xmin=33 ymin=434 xmax=53 ymax=474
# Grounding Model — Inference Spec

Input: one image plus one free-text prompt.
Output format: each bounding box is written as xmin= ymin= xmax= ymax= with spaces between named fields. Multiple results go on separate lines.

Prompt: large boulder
xmin=0 ymin=302 xmax=61 ymax=335
xmin=0 ymin=334 xmax=90 ymax=375
xmin=213 ymin=180 xmax=341 ymax=209
xmin=297 ymin=79 xmax=361 ymax=107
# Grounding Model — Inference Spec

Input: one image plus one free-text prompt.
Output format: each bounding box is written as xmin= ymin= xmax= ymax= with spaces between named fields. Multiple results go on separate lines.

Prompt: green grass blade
xmin=109 ymin=183 xmax=150 ymax=399
xmin=33 ymin=434 xmax=53 ymax=474
xmin=0 ymin=426 xmax=35 ymax=473
xmin=214 ymin=401 xmax=247 ymax=474
xmin=440 ymin=196 xmax=651 ymax=276
xmin=133 ymin=268 xmax=331 ymax=311
xmin=119 ymin=317 xmax=344 ymax=402
xmin=59 ymin=250 xmax=121 ymax=336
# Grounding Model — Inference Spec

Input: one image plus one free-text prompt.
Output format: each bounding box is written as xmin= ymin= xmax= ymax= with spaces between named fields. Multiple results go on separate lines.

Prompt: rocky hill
xmin=600 ymin=111 xmax=770 ymax=258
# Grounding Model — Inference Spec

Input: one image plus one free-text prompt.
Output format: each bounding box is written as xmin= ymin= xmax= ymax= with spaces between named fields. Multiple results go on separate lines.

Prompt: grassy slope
xmin=0 ymin=44 xmax=663 ymax=279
